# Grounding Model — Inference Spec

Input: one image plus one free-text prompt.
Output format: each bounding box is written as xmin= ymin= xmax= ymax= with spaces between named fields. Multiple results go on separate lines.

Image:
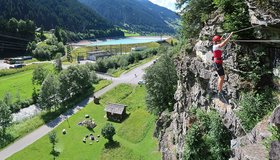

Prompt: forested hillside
xmin=0 ymin=0 xmax=125 ymax=58
xmin=78 ymin=0 xmax=179 ymax=34
xmin=0 ymin=0 xmax=115 ymax=32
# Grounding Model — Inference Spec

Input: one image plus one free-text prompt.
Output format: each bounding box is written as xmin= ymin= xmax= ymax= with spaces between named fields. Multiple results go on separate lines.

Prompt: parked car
xmin=9 ymin=64 xmax=25 ymax=69
xmin=138 ymin=80 xmax=145 ymax=85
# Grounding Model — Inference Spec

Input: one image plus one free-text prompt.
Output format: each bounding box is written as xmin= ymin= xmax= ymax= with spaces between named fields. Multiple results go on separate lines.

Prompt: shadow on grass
xmin=41 ymin=109 xmax=65 ymax=128
xmin=86 ymin=127 xmax=95 ymax=133
xmin=0 ymin=133 xmax=15 ymax=149
xmin=41 ymin=90 xmax=94 ymax=128
xmin=50 ymin=149 xmax=60 ymax=160
xmin=104 ymin=141 xmax=120 ymax=149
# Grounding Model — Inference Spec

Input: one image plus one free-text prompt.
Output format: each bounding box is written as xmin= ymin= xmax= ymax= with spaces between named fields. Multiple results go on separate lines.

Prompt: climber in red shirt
xmin=212 ymin=32 xmax=233 ymax=100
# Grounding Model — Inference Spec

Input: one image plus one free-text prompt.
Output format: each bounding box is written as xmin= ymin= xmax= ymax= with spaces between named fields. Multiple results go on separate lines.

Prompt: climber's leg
xmin=216 ymin=64 xmax=225 ymax=100
xmin=218 ymin=75 xmax=224 ymax=93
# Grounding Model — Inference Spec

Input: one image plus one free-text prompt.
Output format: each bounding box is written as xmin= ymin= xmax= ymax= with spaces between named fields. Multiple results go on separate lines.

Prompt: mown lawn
xmin=93 ymin=80 xmax=112 ymax=92
xmin=23 ymin=58 xmax=40 ymax=64
xmin=8 ymin=84 xmax=161 ymax=160
xmin=0 ymin=70 xmax=33 ymax=101
xmin=0 ymin=64 xmax=53 ymax=102
xmin=1 ymin=79 xmax=112 ymax=150
xmin=71 ymin=42 xmax=160 ymax=62
xmin=0 ymin=65 xmax=109 ymax=102
xmin=121 ymin=29 xmax=140 ymax=37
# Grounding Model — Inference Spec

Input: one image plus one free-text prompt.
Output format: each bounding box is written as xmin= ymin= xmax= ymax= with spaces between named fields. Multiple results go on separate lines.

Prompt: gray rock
xmin=155 ymin=111 xmax=172 ymax=138
xmin=269 ymin=141 xmax=280 ymax=160
xmin=158 ymin=1 xmax=280 ymax=159
xmin=271 ymin=106 xmax=280 ymax=126
xmin=273 ymin=68 xmax=280 ymax=78
xmin=246 ymin=0 xmax=280 ymax=25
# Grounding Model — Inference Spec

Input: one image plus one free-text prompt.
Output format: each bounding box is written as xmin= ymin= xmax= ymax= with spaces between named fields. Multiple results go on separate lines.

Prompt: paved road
xmin=0 ymin=59 xmax=154 ymax=160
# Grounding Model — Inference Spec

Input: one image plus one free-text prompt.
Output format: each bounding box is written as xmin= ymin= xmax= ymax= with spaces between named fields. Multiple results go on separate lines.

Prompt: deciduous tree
xmin=38 ymin=73 xmax=60 ymax=110
xmin=0 ymin=101 xmax=12 ymax=141
xmin=32 ymin=65 xmax=48 ymax=85
xmin=144 ymin=53 xmax=178 ymax=114
xmin=55 ymin=53 xmax=63 ymax=72
xmin=101 ymin=123 xmax=116 ymax=142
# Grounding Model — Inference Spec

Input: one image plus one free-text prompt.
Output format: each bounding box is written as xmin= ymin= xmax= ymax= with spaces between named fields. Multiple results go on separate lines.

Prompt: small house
xmin=105 ymin=103 xmax=127 ymax=122
xmin=87 ymin=50 xmax=112 ymax=61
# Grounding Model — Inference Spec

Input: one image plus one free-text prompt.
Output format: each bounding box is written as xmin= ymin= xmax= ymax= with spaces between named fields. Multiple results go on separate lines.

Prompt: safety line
xmin=232 ymin=24 xmax=265 ymax=34
xmin=231 ymin=40 xmax=280 ymax=43
xmin=0 ymin=46 xmax=26 ymax=50
xmin=0 ymin=33 xmax=31 ymax=42
xmin=0 ymin=40 xmax=28 ymax=46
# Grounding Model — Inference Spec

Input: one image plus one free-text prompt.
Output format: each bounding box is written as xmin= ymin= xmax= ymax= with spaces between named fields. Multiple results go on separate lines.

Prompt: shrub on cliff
xmin=184 ymin=109 xmax=231 ymax=160
xmin=237 ymin=90 xmax=276 ymax=131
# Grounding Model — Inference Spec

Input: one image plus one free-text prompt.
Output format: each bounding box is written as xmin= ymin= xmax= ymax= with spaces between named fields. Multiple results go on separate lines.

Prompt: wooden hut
xmin=105 ymin=104 xmax=127 ymax=122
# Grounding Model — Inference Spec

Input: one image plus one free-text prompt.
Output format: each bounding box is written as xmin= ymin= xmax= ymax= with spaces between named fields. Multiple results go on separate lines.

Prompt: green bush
xmin=213 ymin=0 xmax=252 ymax=38
xmin=10 ymin=99 xmax=33 ymax=113
xmin=237 ymin=90 xmax=276 ymax=132
xmin=32 ymin=36 xmax=65 ymax=60
xmin=177 ymin=0 xmax=215 ymax=39
xmin=95 ymin=48 xmax=158 ymax=73
xmin=237 ymin=46 xmax=271 ymax=88
xmin=184 ymin=109 xmax=231 ymax=160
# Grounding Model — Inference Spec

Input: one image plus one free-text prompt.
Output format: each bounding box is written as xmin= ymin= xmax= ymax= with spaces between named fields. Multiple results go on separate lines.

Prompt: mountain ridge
xmin=78 ymin=0 xmax=180 ymax=34
xmin=0 ymin=0 xmax=116 ymax=32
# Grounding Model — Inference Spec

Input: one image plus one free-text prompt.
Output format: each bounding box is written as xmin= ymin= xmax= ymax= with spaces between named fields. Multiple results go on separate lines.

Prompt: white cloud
xmin=149 ymin=0 xmax=177 ymax=11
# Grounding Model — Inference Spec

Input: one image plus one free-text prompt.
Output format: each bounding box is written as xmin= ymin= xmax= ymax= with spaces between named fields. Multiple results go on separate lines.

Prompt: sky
xmin=149 ymin=0 xmax=177 ymax=12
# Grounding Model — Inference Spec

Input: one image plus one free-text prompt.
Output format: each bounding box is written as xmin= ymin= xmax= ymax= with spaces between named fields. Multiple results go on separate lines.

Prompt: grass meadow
xmin=0 ymin=70 xmax=33 ymax=101
xmin=0 ymin=64 xmax=53 ymax=102
xmin=7 ymin=84 xmax=161 ymax=160
xmin=0 ymin=80 xmax=112 ymax=150
xmin=71 ymin=42 xmax=160 ymax=61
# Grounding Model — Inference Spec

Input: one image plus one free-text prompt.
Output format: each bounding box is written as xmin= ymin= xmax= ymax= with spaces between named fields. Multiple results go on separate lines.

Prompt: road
xmin=0 ymin=59 xmax=154 ymax=160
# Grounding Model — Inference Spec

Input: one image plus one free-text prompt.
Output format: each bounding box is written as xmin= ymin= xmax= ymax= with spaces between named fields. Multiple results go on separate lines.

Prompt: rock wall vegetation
xmin=157 ymin=0 xmax=280 ymax=159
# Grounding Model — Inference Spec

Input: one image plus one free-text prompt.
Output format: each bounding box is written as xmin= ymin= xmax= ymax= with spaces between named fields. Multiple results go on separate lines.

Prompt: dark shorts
xmin=214 ymin=63 xmax=225 ymax=76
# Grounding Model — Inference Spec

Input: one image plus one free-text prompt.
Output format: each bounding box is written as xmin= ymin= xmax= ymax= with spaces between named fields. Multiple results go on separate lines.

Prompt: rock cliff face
xmin=158 ymin=1 xmax=280 ymax=160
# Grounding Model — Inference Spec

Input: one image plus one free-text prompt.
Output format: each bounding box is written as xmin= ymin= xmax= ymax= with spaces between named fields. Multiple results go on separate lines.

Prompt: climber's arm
xmin=219 ymin=32 xmax=233 ymax=48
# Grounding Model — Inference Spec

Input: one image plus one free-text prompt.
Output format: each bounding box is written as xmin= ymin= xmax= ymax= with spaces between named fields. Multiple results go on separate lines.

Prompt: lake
xmin=72 ymin=36 xmax=169 ymax=46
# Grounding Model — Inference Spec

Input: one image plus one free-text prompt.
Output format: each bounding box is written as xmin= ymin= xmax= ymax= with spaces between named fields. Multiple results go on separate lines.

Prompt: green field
xmin=71 ymin=42 xmax=160 ymax=61
xmin=93 ymin=79 xmax=112 ymax=91
xmin=0 ymin=64 xmax=53 ymax=102
xmin=121 ymin=29 xmax=141 ymax=37
xmin=0 ymin=70 xmax=33 ymax=101
xmin=8 ymin=84 xmax=161 ymax=160
xmin=0 ymin=79 xmax=112 ymax=150
xmin=0 ymin=64 xmax=109 ymax=102
xmin=23 ymin=58 xmax=40 ymax=64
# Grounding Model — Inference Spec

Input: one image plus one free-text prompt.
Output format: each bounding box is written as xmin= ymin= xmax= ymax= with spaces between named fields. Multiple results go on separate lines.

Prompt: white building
xmin=87 ymin=51 xmax=113 ymax=61
xmin=131 ymin=46 xmax=147 ymax=52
